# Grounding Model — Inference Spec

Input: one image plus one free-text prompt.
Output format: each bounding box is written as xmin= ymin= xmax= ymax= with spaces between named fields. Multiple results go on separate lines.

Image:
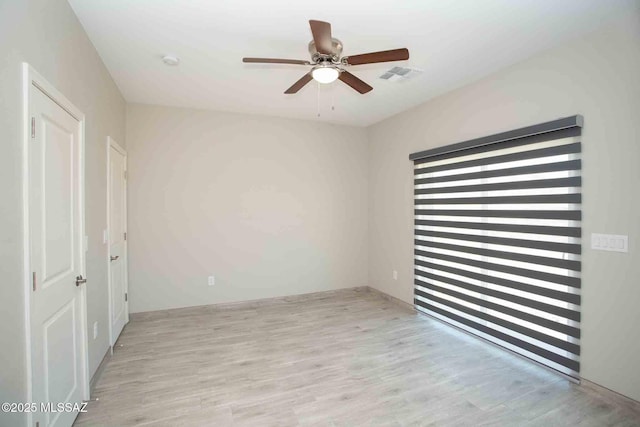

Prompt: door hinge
xmin=124 ymin=232 xmax=127 ymax=241
xmin=32 ymin=272 xmax=37 ymax=291
xmin=125 ymin=292 xmax=128 ymax=302
xmin=31 ymin=117 xmax=35 ymax=139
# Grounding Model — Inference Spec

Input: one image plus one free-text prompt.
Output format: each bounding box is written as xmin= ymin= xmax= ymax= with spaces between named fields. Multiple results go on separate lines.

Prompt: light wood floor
xmin=75 ymin=288 xmax=640 ymax=426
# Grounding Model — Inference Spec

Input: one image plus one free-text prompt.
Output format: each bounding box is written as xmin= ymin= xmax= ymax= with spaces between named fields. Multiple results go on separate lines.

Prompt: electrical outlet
xmin=393 ymin=270 xmax=398 ymax=280
xmin=208 ymin=276 xmax=215 ymax=286
xmin=93 ymin=321 xmax=98 ymax=340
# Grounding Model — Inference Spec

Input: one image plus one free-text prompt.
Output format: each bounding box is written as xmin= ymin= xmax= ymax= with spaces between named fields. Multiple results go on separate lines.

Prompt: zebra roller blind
xmin=410 ymin=116 xmax=582 ymax=378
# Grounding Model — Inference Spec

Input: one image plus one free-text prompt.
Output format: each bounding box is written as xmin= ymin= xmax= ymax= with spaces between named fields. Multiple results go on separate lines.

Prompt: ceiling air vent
xmin=379 ymin=66 xmax=422 ymax=81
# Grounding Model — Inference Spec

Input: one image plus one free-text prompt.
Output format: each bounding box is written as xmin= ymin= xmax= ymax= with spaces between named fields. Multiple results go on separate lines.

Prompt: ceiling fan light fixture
xmin=311 ymin=65 xmax=340 ymax=84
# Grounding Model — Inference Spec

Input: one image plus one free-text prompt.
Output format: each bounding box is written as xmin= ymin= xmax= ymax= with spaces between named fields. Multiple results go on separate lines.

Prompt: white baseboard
xmin=89 ymin=347 xmax=111 ymax=396
xmin=365 ymin=286 xmax=415 ymax=312
xmin=130 ymin=287 xmax=371 ymax=320
xmin=581 ymin=378 xmax=640 ymax=413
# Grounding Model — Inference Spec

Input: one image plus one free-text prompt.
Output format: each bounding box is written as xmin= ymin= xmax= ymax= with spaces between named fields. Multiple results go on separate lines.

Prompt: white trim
xmin=21 ymin=62 xmax=32 ymax=427
xmin=21 ymin=63 xmax=90 ymax=427
xmin=109 ymin=137 xmax=126 ymax=157
xmin=106 ymin=136 xmax=129 ymax=349
xmin=581 ymin=378 xmax=640 ymax=408
xmin=366 ymin=286 xmax=416 ymax=312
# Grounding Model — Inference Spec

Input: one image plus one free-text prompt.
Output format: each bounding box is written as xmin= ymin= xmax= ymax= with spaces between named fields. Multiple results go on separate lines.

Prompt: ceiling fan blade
xmin=243 ymin=57 xmax=311 ymax=65
xmin=343 ymin=48 xmax=409 ymax=65
xmin=338 ymin=71 xmax=373 ymax=94
xmin=309 ymin=20 xmax=333 ymax=55
xmin=285 ymin=73 xmax=313 ymax=94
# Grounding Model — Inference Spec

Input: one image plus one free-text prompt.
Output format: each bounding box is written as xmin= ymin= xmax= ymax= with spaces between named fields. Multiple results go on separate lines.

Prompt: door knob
xmin=76 ymin=275 xmax=87 ymax=286
xmin=110 ymin=255 xmax=119 ymax=261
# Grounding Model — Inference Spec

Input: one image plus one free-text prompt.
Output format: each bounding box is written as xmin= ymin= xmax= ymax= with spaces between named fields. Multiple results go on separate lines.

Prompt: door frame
xmin=21 ymin=63 xmax=90 ymax=425
xmin=106 ymin=136 xmax=129 ymax=348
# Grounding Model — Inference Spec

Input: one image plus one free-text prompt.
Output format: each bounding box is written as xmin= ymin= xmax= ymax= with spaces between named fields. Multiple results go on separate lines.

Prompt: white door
xmin=29 ymin=84 xmax=86 ymax=427
xmin=108 ymin=140 xmax=128 ymax=344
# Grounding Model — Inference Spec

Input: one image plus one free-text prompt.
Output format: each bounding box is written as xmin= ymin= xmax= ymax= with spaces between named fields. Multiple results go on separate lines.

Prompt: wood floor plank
xmin=74 ymin=288 xmax=640 ymax=426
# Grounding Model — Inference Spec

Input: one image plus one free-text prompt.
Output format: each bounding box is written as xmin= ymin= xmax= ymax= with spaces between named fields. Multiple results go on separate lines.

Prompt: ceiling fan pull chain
xmin=317 ymin=81 xmax=321 ymax=118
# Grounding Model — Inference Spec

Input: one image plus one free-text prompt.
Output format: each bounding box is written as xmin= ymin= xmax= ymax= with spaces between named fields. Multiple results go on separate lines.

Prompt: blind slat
xmin=415 ymin=229 xmax=581 ymax=254
xmin=415 ymin=242 xmax=581 ymax=271
xmin=415 ymin=219 xmax=581 ymax=238
xmin=414 ymin=177 xmax=581 ymax=195
xmin=415 ymin=160 xmax=581 ymax=185
xmin=415 ymin=193 xmax=581 ymax=206
xmin=415 ymin=209 xmax=581 ymax=221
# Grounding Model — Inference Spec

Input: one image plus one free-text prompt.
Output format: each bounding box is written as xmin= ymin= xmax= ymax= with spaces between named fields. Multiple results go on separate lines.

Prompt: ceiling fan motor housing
xmin=308 ymin=38 xmax=343 ymax=63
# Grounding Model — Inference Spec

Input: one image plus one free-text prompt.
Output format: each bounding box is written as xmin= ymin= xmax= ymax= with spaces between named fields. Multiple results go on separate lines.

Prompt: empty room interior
xmin=2 ymin=0 xmax=640 ymax=426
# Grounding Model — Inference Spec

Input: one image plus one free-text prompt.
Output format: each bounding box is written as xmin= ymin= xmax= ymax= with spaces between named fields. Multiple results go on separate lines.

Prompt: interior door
xmin=29 ymin=84 xmax=85 ymax=427
xmin=109 ymin=142 xmax=128 ymax=343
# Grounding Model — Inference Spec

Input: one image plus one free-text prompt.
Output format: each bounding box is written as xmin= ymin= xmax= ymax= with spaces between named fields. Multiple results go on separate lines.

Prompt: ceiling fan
xmin=243 ymin=20 xmax=409 ymax=95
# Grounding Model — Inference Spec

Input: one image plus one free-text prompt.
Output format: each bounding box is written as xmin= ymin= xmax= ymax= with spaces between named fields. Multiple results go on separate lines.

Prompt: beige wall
xmin=126 ymin=104 xmax=369 ymax=312
xmin=0 ymin=1 xmax=126 ymax=424
xmin=368 ymin=12 xmax=640 ymax=401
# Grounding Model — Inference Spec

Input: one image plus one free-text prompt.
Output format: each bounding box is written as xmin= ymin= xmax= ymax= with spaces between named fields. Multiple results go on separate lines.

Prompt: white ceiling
xmin=68 ymin=0 xmax=636 ymax=127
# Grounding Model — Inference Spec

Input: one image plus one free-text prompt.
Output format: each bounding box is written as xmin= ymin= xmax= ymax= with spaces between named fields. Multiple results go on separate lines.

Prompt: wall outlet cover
xmin=591 ymin=233 xmax=628 ymax=253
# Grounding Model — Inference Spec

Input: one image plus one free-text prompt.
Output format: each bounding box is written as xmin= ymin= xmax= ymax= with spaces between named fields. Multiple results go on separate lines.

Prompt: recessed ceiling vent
xmin=379 ymin=66 xmax=422 ymax=81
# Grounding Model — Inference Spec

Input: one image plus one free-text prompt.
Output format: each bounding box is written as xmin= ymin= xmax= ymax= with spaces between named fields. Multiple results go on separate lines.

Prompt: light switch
xmin=591 ymin=233 xmax=628 ymax=253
